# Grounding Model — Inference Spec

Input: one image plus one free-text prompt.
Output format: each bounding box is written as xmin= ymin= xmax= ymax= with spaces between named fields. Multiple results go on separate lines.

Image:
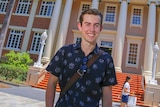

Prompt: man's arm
xmin=102 ymin=86 xmax=112 ymax=107
xmin=46 ymin=72 xmax=58 ymax=107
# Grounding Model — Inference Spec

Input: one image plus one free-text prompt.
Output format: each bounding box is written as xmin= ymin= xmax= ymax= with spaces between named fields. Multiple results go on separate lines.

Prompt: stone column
xmin=42 ymin=0 xmax=62 ymax=62
xmin=143 ymin=1 xmax=157 ymax=79
xmin=55 ymin=0 xmax=73 ymax=52
xmin=0 ymin=0 xmax=16 ymax=56
xmin=114 ymin=0 xmax=129 ymax=72
xmin=21 ymin=0 xmax=39 ymax=52
xmin=91 ymin=0 xmax=99 ymax=9
xmin=156 ymin=8 xmax=160 ymax=80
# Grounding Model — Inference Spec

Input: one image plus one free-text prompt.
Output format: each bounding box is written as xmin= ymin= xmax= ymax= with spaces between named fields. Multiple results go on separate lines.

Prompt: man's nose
xmin=90 ymin=25 xmax=95 ymax=31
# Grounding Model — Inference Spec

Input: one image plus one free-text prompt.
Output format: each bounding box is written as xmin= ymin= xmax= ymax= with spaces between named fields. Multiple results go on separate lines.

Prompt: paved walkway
xmin=0 ymin=84 xmax=45 ymax=107
xmin=0 ymin=82 xmax=122 ymax=107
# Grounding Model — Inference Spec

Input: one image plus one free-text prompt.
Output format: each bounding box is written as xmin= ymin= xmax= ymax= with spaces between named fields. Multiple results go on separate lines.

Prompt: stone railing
xmin=26 ymin=62 xmax=49 ymax=86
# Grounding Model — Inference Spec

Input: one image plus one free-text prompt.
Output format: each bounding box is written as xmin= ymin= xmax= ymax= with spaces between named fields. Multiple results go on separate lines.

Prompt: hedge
xmin=0 ymin=64 xmax=27 ymax=81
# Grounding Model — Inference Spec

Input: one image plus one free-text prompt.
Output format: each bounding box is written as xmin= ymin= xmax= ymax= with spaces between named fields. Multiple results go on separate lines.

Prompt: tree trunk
xmin=0 ymin=0 xmax=15 ymax=57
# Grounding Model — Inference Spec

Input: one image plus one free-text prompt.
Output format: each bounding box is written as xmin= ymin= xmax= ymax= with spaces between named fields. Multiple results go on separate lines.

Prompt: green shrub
xmin=4 ymin=51 xmax=33 ymax=70
xmin=0 ymin=64 xmax=27 ymax=81
xmin=0 ymin=51 xmax=33 ymax=82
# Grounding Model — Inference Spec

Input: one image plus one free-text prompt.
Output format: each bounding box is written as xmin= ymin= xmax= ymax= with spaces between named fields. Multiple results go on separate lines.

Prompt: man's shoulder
xmin=99 ymin=50 xmax=111 ymax=58
xmin=60 ymin=43 xmax=77 ymax=52
xmin=61 ymin=43 xmax=75 ymax=49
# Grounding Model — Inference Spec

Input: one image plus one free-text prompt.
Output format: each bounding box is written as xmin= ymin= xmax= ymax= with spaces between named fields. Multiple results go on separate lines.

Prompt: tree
xmin=0 ymin=0 xmax=15 ymax=56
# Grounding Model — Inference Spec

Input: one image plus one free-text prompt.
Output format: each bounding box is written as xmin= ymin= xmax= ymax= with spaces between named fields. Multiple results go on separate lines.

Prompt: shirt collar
xmin=73 ymin=42 xmax=100 ymax=55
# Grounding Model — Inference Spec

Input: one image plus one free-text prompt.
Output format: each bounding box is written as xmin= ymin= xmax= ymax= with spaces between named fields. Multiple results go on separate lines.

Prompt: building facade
xmin=0 ymin=0 xmax=160 ymax=82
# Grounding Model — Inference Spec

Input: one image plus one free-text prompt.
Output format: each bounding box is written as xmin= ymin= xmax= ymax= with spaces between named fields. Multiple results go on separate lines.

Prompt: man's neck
xmin=81 ymin=42 xmax=96 ymax=56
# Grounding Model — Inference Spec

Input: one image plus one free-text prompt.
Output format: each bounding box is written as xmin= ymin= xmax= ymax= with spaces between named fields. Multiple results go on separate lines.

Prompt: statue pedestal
xmin=149 ymin=79 xmax=157 ymax=85
xmin=26 ymin=66 xmax=46 ymax=85
xmin=144 ymin=84 xmax=160 ymax=106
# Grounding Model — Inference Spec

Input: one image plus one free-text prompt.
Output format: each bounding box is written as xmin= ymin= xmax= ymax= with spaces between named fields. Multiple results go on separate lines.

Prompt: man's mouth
xmin=88 ymin=34 xmax=94 ymax=37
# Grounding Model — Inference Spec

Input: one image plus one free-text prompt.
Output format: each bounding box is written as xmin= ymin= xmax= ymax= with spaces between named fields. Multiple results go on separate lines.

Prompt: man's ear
xmin=100 ymin=25 xmax=103 ymax=31
xmin=77 ymin=22 xmax=82 ymax=31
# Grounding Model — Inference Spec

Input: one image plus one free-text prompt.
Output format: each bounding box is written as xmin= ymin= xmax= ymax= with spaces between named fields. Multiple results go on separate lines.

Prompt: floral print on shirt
xmin=46 ymin=42 xmax=117 ymax=107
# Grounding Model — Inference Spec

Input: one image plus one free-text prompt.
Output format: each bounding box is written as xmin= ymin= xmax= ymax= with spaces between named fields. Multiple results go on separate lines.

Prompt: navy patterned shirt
xmin=46 ymin=42 xmax=117 ymax=107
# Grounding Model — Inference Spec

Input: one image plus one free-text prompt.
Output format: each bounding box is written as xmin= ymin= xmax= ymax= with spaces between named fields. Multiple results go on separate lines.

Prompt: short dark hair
xmin=79 ymin=8 xmax=103 ymax=26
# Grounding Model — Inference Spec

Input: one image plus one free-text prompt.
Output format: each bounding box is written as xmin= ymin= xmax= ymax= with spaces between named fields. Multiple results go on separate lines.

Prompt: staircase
xmin=31 ymin=72 xmax=61 ymax=92
xmin=112 ymin=72 xmax=145 ymax=106
xmin=32 ymin=72 xmax=146 ymax=106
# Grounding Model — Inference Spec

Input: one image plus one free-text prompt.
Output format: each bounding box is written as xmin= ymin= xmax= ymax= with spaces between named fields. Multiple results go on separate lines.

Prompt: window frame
xmin=103 ymin=3 xmax=117 ymax=25
xmin=72 ymin=29 xmax=82 ymax=43
xmin=77 ymin=1 xmax=91 ymax=22
xmin=30 ymin=32 xmax=42 ymax=54
xmin=0 ymin=0 xmax=9 ymax=13
xmin=99 ymin=39 xmax=113 ymax=55
xmin=38 ymin=0 xmax=55 ymax=17
xmin=97 ymin=30 xmax=116 ymax=57
xmin=130 ymin=6 xmax=143 ymax=28
xmin=126 ymin=35 xmax=143 ymax=68
xmin=6 ymin=29 xmax=24 ymax=51
xmin=15 ymin=0 xmax=31 ymax=15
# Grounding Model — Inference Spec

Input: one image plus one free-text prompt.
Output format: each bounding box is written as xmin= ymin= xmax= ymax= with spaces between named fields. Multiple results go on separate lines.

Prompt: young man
xmin=46 ymin=9 xmax=117 ymax=107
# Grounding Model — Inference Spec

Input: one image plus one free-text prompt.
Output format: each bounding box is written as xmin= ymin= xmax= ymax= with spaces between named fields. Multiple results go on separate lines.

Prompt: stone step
xmin=32 ymin=72 xmax=145 ymax=106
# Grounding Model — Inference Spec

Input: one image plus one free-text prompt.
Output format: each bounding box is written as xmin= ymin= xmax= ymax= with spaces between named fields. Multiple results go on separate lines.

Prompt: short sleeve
xmin=46 ymin=47 xmax=65 ymax=77
xmin=101 ymin=54 xmax=117 ymax=86
xmin=124 ymin=82 xmax=130 ymax=89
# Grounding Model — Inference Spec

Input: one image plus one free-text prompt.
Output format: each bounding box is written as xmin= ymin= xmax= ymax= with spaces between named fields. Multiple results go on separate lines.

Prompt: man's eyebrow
xmin=83 ymin=22 xmax=100 ymax=25
xmin=92 ymin=22 xmax=100 ymax=24
xmin=83 ymin=22 xmax=90 ymax=24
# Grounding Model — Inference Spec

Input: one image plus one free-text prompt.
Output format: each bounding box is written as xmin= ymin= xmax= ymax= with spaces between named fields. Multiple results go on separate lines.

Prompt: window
xmin=39 ymin=0 xmax=55 ymax=16
xmin=75 ymin=37 xmax=81 ymax=43
xmin=77 ymin=2 xmax=91 ymax=21
xmin=132 ymin=9 xmax=141 ymax=25
xmin=101 ymin=41 xmax=112 ymax=47
xmin=81 ymin=3 xmax=90 ymax=12
xmin=127 ymin=43 xmax=138 ymax=65
xmin=72 ymin=29 xmax=82 ymax=44
xmin=104 ymin=4 xmax=117 ymax=24
xmin=30 ymin=32 xmax=42 ymax=52
xmin=126 ymin=36 xmax=143 ymax=68
xmin=131 ymin=6 xmax=143 ymax=27
xmin=0 ymin=0 xmax=8 ymax=13
xmin=15 ymin=0 xmax=31 ymax=14
xmin=100 ymin=41 xmax=113 ymax=55
xmin=6 ymin=29 xmax=23 ymax=50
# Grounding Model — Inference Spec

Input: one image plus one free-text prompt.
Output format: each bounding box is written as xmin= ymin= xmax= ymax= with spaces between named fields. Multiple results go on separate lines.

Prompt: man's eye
xmin=85 ymin=24 xmax=90 ymax=26
xmin=95 ymin=24 xmax=100 ymax=28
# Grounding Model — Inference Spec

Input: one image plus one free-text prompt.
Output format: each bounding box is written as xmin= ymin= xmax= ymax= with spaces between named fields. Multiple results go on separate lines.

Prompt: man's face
xmin=78 ymin=14 xmax=102 ymax=44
